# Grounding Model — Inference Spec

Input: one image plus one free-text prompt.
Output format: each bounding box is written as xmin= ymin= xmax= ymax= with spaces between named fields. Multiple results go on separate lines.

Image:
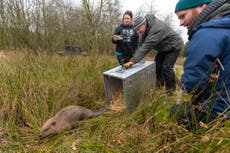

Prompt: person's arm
xmin=131 ymin=28 xmax=162 ymax=63
xmin=112 ymin=27 xmax=121 ymax=44
xmin=180 ymin=29 xmax=221 ymax=93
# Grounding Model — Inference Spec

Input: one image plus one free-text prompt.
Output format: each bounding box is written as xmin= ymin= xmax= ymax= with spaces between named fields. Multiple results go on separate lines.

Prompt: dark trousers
xmin=154 ymin=50 xmax=180 ymax=92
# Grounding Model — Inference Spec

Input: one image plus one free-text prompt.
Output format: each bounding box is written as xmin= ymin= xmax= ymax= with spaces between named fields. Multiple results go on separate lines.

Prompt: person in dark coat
xmin=124 ymin=14 xmax=184 ymax=95
xmin=171 ymin=0 xmax=230 ymax=130
xmin=112 ymin=10 xmax=139 ymax=66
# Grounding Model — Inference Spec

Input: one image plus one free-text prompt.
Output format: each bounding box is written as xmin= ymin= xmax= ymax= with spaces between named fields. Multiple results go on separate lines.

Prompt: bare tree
xmin=0 ymin=0 xmax=122 ymax=53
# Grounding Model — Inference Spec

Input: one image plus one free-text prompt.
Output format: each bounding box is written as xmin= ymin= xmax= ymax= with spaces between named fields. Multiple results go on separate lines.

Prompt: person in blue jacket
xmin=171 ymin=0 xmax=230 ymax=130
xmin=112 ymin=10 xmax=139 ymax=65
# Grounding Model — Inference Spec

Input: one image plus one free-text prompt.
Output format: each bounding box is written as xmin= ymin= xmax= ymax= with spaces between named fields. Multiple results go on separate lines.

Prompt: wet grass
xmin=0 ymin=51 xmax=229 ymax=152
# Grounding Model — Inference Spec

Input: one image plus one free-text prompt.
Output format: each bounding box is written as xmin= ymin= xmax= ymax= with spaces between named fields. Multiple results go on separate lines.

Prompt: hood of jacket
xmin=188 ymin=0 xmax=230 ymax=40
xmin=200 ymin=14 xmax=230 ymax=29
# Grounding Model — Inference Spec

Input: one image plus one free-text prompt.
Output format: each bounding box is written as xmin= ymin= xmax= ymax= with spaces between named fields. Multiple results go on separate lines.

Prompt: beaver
xmin=39 ymin=105 xmax=107 ymax=139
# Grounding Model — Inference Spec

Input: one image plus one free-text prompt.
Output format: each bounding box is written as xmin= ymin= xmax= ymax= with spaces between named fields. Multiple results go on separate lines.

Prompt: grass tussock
xmin=0 ymin=50 xmax=229 ymax=152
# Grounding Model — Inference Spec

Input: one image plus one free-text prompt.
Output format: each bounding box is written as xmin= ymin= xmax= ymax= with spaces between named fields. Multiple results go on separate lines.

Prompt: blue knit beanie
xmin=175 ymin=0 xmax=213 ymax=12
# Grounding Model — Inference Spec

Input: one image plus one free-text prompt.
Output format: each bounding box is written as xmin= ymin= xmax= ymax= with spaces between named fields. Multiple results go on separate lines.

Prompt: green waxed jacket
xmin=131 ymin=14 xmax=183 ymax=63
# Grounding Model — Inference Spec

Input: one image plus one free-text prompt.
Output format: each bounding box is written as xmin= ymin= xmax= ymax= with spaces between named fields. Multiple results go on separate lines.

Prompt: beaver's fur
xmin=39 ymin=105 xmax=94 ymax=138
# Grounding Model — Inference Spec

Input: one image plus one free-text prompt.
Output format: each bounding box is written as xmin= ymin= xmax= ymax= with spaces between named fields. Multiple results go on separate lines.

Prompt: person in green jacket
xmin=124 ymin=14 xmax=184 ymax=95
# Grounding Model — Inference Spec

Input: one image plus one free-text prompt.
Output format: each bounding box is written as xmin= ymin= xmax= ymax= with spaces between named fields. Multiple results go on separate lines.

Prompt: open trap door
xmin=103 ymin=61 xmax=156 ymax=113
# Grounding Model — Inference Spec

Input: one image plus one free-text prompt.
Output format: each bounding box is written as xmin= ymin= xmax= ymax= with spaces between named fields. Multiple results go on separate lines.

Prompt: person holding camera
xmin=112 ymin=10 xmax=139 ymax=65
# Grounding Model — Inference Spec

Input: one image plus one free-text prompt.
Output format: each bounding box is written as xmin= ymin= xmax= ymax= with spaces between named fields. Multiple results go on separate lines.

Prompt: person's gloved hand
xmin=124 ymin=61 xmax=134 ymax=69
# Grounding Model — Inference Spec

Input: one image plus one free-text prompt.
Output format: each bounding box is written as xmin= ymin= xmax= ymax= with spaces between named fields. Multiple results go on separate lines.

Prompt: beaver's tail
xmin=92 ymin=108 xmax=108 ymax=117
